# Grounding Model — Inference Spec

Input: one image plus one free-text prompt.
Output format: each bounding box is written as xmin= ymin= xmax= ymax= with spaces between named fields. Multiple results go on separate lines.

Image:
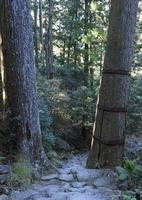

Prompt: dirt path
xmin=9 ymin=153 xmax=121 ymax=200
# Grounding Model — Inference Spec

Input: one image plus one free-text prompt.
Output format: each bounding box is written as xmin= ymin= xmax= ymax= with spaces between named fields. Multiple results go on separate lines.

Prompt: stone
xmin=67 ymin=193 xmax=95 ymax=200
xmin=68 ymin=187 xmax=83 ymax=193
xmin=58 ymin=174 xmax=73 ymax=182
xmin=32 ymin=198 xmax=50 ymax=200
xmin=8 ymin=153 xmax=122 ymax=200
xmin=62 ymin=183 xmax=70 ymax=191
xmin=0 ymin=175 xmax=9 ymax=184
xmin=41 ymin=174 xmax=58 ymax=181
xmin=83 ymin=186 xmax=96 ymax=194
xmin=94 ymin=176 xmax=112 ymax=187
xmin=0 ymin=195 xmax=9 ymax=200
xmin=58 ymin=167 xmax=71 ymax=174
xmin=76 ymin=168 xmax=105 ymax=183
xmin=11 ymin=189 xmax=39 ymax=200
xmin=71 ymin=182 xmax=86 ymax=188
xmin=51 ymin=192 xmax=67 ymax=200
xmin=46 ymin=185 xmax=61 ymax=196
xmin=0 ymin=187 xmax=9 ymax=195
xmin=46 ymin=179 xmax=61 ymax=185
xmin=0 ymin=165 xmax=10 ymax=175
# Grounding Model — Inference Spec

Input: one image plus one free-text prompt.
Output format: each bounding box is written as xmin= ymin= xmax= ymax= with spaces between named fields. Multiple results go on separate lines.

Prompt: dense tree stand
xmin=86 ymin=0 xmax=139 ymax=168
xmin=0 ymin=0 xmax=46 ymax=166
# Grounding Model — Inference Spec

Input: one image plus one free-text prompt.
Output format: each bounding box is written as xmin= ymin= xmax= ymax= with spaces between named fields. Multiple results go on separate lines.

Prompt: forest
xmin=0 ymin=0 xmax=142 ymax=200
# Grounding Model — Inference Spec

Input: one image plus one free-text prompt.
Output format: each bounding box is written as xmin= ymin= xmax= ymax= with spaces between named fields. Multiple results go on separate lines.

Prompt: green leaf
xmin=116 ymin=166 xmax=129 ymax=180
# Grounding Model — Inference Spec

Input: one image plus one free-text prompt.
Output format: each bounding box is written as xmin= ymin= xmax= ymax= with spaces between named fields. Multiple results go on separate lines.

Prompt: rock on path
xmin=3 ymin=153 xmax=121 ymax=200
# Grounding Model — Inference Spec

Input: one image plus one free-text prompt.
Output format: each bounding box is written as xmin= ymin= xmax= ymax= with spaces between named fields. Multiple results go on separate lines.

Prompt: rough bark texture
xmin=0 ymin=0 xmax=46 ymax=166
xmin=86 ymin=0 xmax=139 ymax=168
xmin=33 ymin=0 xmax=39 ymax=67
xmin=47 ymin=0 xmax=54 ymax=79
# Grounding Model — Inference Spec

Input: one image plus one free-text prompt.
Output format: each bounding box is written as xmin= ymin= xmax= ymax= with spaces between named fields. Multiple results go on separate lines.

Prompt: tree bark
xmin=0 ymin=35 xmax=4 ymax=114
xmin=39 ymin=0 xmax=44 ymax=66
xmin=73 ymin=0 xmax=79 ymax=66
xmin=39 ymin=0 xmax=43 ymax=46
xmin=86 ymin=0 xmax=139 ymax=168
xmin=0 ymin=0 xmax=46 ymax=166
xmin=84 ymin=0 xmax=90 ymax=85
xmin=47 ymin=0 xmax=54 ymax=79
xmin=33 ymin=0 xmax=39 ymax=67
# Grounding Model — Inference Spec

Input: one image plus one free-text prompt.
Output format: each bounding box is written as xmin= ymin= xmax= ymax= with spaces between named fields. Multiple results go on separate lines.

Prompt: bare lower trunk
xmin=86 ymin=0 xmax=139 ymax=168
xmin=0 ymin=0 xmax=46 ymax=166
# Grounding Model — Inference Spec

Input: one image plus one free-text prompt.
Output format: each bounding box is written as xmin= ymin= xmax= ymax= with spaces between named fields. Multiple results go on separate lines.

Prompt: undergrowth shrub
xmin=10 ymin=159 xmax=32 ymax=188
xmin=37 ymin=67 xmax=97 ymax=151
xmin=116 ymin=159 xmax=142 ymax=191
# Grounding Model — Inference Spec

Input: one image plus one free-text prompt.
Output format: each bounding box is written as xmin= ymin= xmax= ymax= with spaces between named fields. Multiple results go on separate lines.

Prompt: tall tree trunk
xmin=67 ymin=3 xmax=75 ymax=67
xmin=84 ymin=0 xmax=90 ymax=85
xmin=73 ymin=0 xmax=79 ymax=66
xmin=33 ymin=0 xmax=39 ymax=67
xmin=0 ymin=0 xmax=46 ymax=166
xmin=39 ymin=0 xmax=43 ymax=46
xmin=86 ymin=0 xmax=139 ymax=168
xmin=47 ymin=0 xmax=54 ymax=79
xmin=62 ymin=39 xmax=66 ymax=65
xmin=0 ymin=35 xmax=4 ymax=114
xmin=39 ymin=0 xmax=44 ymax=66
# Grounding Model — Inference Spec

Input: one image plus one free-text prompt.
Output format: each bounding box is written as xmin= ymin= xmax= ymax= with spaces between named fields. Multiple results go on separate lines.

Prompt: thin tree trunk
xmin=39 ymin=0 xmax=44 ymax=66
xmin=84 ymin=0 xmax=90 ymax=85
xmin=39 ymin=0 xmax=43 ymax=46
xmin=62 ymin=38 xmax=66 ymax=65
xmin=86 ymin=0 xmax=139 ymax=168
xmin=0 ymin=35 xmax=3 ymax=114
xmin=47 ymin=0 xmax=54 ymax=79
xmin=67 ymin=3 xmax=75 ymax=67
xmin=33 ymin=0 xmax=39 ymax=67
xmin=0 ymin=0 xmax=46 ymax=166
xmin=73 ymin=0 xmax=79 ymax=66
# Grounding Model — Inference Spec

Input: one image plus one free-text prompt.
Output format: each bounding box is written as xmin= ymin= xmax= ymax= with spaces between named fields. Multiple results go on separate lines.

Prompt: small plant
xmin=120 ymin=191 xmax=136 ymax=200
xmin=10 ymin=159 xmax=32 ymax=188
xmin=116 ymin=159 xmax=142 ymax=190
xmin=0 ymin=155 xmax=6 ymax=162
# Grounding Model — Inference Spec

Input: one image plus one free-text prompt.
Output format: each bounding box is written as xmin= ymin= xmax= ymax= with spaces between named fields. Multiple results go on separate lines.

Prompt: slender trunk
xmin=84 ymin=0 xmax=90 ymax=85
xmin=39 ymin=0 xmax=44 ymax=66
xmin=67 ymin=36 xmax=71 ymax=66
xmin=86 ymin=0 xmax=139 ymax=168
xmin=67 ymin=4 xmax=75 ymax=67
xmin=47 ymin=0 xmax=54 ymax=79
xmin=33 ymin=0 xmax=38 ymax=67
xmin=39 ymin=0 xmax=43 ymax=46
xmin=73 ymin=0 xmax=79 ymax=66
xmin=62 ymin=39 xmax=66 ymax=65
xmin=0 ymin=35 xmax=3 ymax=114
xmin=0 ymin=0 xmax=46 ymax=166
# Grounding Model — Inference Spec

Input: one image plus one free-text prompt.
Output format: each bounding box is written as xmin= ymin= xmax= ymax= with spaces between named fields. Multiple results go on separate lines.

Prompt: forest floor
xmin=9 ymin=153 xmax=120 ymax=200
xmin=0 ymin=135 xmax=142 ymax=200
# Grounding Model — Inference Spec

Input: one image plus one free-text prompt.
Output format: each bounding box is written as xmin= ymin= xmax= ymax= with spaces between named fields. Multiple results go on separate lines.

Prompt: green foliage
xmin=10 ymin=159 xmax=32 ymax=188
xmin=116 ymin=159 xmax=142 ymax=190
xmin=37 ymin=67 xmax=96 ymax=152
xmin=116 ymin=166 xmax=129 ymax=181
xmin=0 ymin=155 xmax=5 ymax=162
xmin=43 ymin=132 xmax=56 ymax=152
xmin=120 ymin=191 xmax=136 ymax=200
xmin=128 ymin=73 xmax=142 ymax=134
